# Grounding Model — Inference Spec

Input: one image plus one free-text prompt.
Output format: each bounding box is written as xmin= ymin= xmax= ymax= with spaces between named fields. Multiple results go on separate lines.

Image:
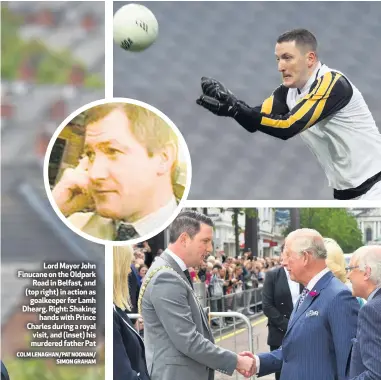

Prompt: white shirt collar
xmin=165 ymin=248 xmax=187 ymax=271
xmin=117 ymin=196 xmax=177 ymax=236
xmin=306 ymin=267 xmax=330 ymax=291
xmin=284 ymin=266 xmax=291 ymax=280
xmin=284 ymin=267 xmax=301 ymax=306
xmin=299 ymin=61 xmax=323 ymax=94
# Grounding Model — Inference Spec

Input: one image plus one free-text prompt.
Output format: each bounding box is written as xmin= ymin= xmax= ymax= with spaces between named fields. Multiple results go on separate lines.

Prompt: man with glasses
xmin=241 ymin=228 xmax=359 ymax=379
xmin=347 ymin=245 xmax=381 ymax=380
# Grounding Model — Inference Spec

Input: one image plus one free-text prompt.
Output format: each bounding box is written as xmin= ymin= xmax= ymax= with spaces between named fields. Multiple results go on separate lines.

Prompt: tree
xmin=232 ymin=208 xmax=240 ymax=257
xmin=283 ymin=208 xmax=362 ymax=253
xmin=244 ymin=208 xmax=258 ymax=256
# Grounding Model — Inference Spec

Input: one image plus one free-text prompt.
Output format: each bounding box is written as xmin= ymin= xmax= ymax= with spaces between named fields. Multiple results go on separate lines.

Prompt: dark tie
xmin=115 ymin=224 xmax=139 ymax=241
xmin=296 ymin=287 xmax=309 ymax=310
xmin=184 ymin=269 xmax=194 ymax=289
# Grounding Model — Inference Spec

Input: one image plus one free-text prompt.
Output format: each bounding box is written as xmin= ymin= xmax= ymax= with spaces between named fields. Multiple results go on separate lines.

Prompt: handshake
xmin=235 ymin=351 xmax=257 ymax=378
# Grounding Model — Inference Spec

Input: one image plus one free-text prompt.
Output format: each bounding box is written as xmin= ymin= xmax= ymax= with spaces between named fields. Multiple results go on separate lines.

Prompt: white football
xmin=113 ymin=4 xmax=159 ymax=52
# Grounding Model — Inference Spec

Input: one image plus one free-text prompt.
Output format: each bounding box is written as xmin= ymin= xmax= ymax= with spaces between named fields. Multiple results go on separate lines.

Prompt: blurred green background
xmin=1 ymin=5 xmax=103 ymax=88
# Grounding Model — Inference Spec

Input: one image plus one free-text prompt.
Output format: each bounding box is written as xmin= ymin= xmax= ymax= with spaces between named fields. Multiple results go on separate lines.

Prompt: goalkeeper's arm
xmin=197 ymin=72 xmax=353 ymax=140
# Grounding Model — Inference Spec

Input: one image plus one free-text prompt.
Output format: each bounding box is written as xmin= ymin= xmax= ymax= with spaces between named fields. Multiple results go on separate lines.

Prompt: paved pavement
xmin=212 ymin=314 xmax=275 ymax=380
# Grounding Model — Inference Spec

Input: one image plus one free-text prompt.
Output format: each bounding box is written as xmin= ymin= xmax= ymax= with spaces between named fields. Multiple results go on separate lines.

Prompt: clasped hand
xmin=236 ymin=351 xmax=256 ymax=378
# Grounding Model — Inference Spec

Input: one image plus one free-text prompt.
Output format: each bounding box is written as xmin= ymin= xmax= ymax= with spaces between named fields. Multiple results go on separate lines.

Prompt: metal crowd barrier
xmin=206 ymin=288 xmax=263 ymax=317
xmin=210 ymin=311 xmax=258 ymax=380
xmin=127 ymin=311 xmax=258 ymax=380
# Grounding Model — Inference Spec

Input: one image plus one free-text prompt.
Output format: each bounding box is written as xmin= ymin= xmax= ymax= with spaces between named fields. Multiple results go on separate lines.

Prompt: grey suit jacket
xmin=349 ymin=287 xmax=381 ymax=380
xmin=141 ymin=250 xmax=237 ymax=380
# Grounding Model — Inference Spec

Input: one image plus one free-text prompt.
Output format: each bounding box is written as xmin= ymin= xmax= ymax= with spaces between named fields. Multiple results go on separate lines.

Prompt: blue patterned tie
xmin=296 ymin=287 xmax=309 ymax=310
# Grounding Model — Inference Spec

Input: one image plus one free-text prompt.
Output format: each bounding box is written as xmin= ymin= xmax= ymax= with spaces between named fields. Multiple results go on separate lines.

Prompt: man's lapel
xmin=69 ymin=212 xmax=115 ymax=239
xmin=373 ymin=287 xmax=381 ymax=299
xmin=286 ymin=271 xmax=334 ymax=335
xmin=161 ymin=250 xmax=189 ymax=283
xmin=279 ymin=268 xmax=293 ymax=310
xmin=160 ymin=250 xmax=213 ymax=336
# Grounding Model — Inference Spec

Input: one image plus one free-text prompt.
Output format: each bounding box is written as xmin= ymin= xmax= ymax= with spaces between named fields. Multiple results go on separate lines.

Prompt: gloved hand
xmin=200 ymin=77 xmax=232 ymax=98
xmin=196 ymin=77 xmax=238 ymax=117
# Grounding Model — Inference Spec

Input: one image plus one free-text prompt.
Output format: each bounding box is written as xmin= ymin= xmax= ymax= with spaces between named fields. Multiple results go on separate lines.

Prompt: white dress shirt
xmin=304 ymin=267 xmax=330 ymax=293
xmin=284 ymin=267 xmax=301 ymax=307
xmin=125 ymin=196 xmax=177 ymax=237
xmin=166 ymin=248 xmax=187 ymax=271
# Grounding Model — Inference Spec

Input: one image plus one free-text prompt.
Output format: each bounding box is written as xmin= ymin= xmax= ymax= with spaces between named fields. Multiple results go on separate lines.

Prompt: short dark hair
xmin=277 ymin=28 xmax=318 ymax=53
xmin=169 ymin=210 xmax=213 ymax=243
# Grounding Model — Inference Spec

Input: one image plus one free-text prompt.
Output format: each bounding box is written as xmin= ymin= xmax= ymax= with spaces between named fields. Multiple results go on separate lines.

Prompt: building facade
xmin=352 ymin=208 xmax=381 ymax=244
xmin=187 ymin=208 xmax=283 ymax=258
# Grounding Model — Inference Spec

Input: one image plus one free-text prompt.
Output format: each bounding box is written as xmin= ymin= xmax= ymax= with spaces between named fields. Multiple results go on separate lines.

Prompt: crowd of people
xmin=115 ymin=210 xmax=381 ymax=380
xmin=129 ymin=239 xmax=283 ymax=317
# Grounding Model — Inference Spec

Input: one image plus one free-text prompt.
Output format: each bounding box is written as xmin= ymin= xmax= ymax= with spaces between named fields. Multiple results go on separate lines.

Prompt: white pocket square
xmin=306 ymin=310 xmax=319 ymax=317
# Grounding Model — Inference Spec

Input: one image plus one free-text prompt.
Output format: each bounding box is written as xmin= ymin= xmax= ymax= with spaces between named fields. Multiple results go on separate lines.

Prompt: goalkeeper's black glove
xmin=196 ymin=77 xmax=238 ymax=117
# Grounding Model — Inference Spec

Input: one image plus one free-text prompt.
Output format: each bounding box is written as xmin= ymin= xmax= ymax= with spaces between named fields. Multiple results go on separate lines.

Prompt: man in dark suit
xmin=262 ymin=245 xmax=303 ymax=380
xmin=128 ymin=264 xmax=140 ymax=314
xmin=347 ymin=245 xmax=381 ymax=380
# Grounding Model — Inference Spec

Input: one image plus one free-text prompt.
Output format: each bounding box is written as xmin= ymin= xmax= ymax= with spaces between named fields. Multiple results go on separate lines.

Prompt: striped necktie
xmin=296 ymin=287 xmax=309 ymax=310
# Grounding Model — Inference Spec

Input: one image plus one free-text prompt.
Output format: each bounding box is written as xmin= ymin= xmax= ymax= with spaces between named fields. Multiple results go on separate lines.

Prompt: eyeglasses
xmin=345 ymin=265 xmax=359 ymax=273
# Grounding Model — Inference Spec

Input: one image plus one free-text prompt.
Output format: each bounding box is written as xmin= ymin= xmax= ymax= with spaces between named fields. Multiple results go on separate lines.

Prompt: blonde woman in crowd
xmin=113 ymin=246 xmax=150 ymax=380
xmin=324 ymin=238 xmax=365 ymax=306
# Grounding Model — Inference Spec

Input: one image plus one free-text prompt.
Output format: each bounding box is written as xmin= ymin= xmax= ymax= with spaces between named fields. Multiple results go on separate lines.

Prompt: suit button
xmin=281 ymin=302 xmax=284 ymax=305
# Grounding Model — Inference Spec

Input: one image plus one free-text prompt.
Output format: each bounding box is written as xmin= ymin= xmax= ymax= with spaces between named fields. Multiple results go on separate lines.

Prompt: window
xmin=365 ymin=227 xmax=373 ymax=242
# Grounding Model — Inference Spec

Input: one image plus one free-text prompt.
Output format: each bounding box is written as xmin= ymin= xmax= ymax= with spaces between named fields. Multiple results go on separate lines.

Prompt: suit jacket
xmin=68 ymin=198 xmax=179 ymax=240
xmin=68 ymin=212 xmax=115 ymax=240
xmin=262 ymin=267 xmax=303 ymax=347
xmin=258 ymin=271 xmax=359 ymax=380
xmin=141 ymin=250 xmax=237 ymax=380
xmin=349 ymin=288 xmax=381 ymax=380
xmin=128 ymin=266 xmax=141 ymax=314
xmin=113 ymin=305 xmax=150 ymax=380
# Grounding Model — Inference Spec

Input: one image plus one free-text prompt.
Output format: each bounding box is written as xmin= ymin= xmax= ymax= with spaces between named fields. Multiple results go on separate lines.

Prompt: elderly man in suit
xmin=52 ymin=102 xmax=185 ymax=241
xmin=347 ymin=245 xmax=381 ymax=380
xmin=262 ymin=244 xmax=303 ymax=380
xmin=140 ymin=210 xmax=255 ymax=380
xmin=243 ymin=228 xmax=359 ymax=380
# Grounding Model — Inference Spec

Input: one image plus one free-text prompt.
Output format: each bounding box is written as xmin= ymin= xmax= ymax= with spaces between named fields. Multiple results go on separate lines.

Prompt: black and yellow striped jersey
xmin=232 ymin=63 xmax=381 ymax=198
xmin=233 ymin=70 xmax=352 ymax=140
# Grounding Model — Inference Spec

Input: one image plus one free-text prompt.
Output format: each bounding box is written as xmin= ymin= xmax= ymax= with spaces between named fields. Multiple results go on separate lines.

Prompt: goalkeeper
xmin=197 ymin=28 xmax=381 ymax=200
